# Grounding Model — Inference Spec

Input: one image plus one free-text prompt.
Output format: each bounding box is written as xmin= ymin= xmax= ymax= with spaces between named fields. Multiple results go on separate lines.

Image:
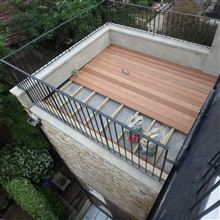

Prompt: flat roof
xmin=71 ymin=45 xmax=217 ymax=134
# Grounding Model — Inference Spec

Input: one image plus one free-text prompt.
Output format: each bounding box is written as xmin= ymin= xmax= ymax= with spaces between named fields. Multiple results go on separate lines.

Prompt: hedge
xmin=3 ymin=178 xmax=58 ymax=220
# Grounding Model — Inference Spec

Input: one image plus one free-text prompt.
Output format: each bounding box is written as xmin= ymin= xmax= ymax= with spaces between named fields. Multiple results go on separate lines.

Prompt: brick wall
xmin=41 ymin=120 xmax=160 ymax=220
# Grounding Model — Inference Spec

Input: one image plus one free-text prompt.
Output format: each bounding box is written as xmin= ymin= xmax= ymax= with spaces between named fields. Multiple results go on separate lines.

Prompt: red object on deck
xmin=128 ymin=134 xmax=139 ymax=144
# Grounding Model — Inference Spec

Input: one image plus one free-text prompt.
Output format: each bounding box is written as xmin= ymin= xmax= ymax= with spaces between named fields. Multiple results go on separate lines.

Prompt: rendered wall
xmin=110 ymin=23 xmax=220 ymax=76
xmin=203 ymin=23 xmax=220 ymax=76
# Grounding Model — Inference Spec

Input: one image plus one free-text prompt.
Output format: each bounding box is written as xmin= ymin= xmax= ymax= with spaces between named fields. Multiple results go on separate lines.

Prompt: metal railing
xmin=1 ymin=1 xmax=219 ymax=181
xmin=2 ymin=1 xmax=106 ymax=76
xmin=105 ymin=1 xmax=218 ymax=47
xmin=190 ymin=150 xmax=220 ymax=219
xmin=2 ymin=1 xmax=218 ymax=77
xmin=202 ymin=0 xmax=220 ymax=19
xmin=2 ymin=59 xmax=169 ymax=182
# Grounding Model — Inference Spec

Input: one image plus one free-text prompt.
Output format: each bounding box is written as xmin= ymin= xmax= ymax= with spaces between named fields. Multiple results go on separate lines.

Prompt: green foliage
xmin=0 ymin=35 xmax=12 ymax=85
xmin=0 ymin=82 xmax=49 ymax=148
xmin=6 ymin=0 xmax=97 ymax=41
xmin=0 ymin=35 xmax=48 ymax=149
xmin=0 ymin=145 xmax=53 ymax=182
xmin=3 ymin=178 xmax=58 ymax=220
xmin=37 ymin=187 xmax=67 ymax=219
xmin=133 ymin=0 xmax=154 ymax=6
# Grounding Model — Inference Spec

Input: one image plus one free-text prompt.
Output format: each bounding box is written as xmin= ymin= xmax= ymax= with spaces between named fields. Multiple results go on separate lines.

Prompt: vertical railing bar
xmin=23 ymin=78 xmax=45 ymax=110
xmin=72 ymin=101 xmax=87 ymax=135
xmin=191 ymin=180 xmax=220 ymax=210
xmin=157 ymin=10 xmax=161 ymax=34
xmin=40 ymin=83 xmax=59 ymax=117
xmin=64 ymin=96 xmax=79 ymax=131
xmin=99 ymin=115 xmax=110 ymax=150
xmin=67 ymin=97 xmax=81 ymax=131
xmin=195 ymin=200 xmax=220 ymax=219
xmin=49 ymin=87 xmax=66 ymax=121
xmin=106 ymin=118 xmax=115 ymax=153
xmin=138 ymin=137 xmax=141 ymax=168
xmin=130 ymin=130 xmax=134 ymax=165
xmin=152 ymin=145 xmax=159 ymax=176
xmin=69 ymin=99 xmax=85 ymax=133
xmin=86 ymin=107 xmax=98 ymax=140
xmin=58 ymin=93 xmax=75 ymax=127
xmin=32 ymin=80 xmax=51 ymax=111
xmin=56 ymin=92 xmax=71 ymax=124
xmin=33 ymin=81 xmax=51 ymax=111
xmin=19 ymin=79 xmax=36 ymax=104
xmin=79 ymin=104 xmax=94 ymax=139
xmin=45 ymin=86 xmax=63 ymax=118
xmin=20 ymin=78 xmax=36 ymax=103
xmin=114 ymin=122 xmax=121 ymax=158
xmin=159 ymin=150 xmax=168 ymax=182
xmin=121 ymin=127 xmax=128 ymax=160
xmin=86 ymin=107 xmax=99 ymax=141
xmin=166 ymin=10 xmax=170 ymax=37
xmin=92 ymin=111 xmax=105 ymax=146
xmin=145 ymin=140 xmax=149 ymax=173
xmin=196 ymin=168 xmax=218 ymax=193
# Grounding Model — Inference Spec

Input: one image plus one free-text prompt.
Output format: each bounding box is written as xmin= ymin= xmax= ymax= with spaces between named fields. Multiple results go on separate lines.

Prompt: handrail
xmin=2 ymin=0 xmax=218 ymax=63
xmin=2 ymin=58 xmax=171 ymax=181
xmin=1 ymin=59 xmax=168 ymax=151
xmin=108 ymin=0 xmax=220 ymax=20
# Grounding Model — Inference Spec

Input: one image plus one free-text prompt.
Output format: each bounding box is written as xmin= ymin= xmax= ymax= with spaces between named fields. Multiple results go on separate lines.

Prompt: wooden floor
xmin=70 ymin=45 xmax=217 ymax=134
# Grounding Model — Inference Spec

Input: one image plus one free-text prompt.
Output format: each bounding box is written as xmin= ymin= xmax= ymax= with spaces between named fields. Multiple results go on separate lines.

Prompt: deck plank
xmin=70 ymin=45 xmax=217 ymax=134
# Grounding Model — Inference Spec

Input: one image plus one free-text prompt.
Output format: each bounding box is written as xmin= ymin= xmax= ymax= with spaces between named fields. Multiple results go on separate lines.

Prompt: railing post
xmin=153 ymin=9 xmax=157 ymax=35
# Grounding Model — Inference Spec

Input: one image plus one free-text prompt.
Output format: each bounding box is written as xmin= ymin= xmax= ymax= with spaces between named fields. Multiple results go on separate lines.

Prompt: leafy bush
xmin=3 ymin=178 xmax=58 ymax=220
xmin=0 ymin=145 xmax=53 ymax=182
xmin=0 ymin=84 xmax=49 ymax=148
xmin=38 ymin=187 xmax=68 ymax=219
xmin=133 ymin=0 xmax=154 ymax=6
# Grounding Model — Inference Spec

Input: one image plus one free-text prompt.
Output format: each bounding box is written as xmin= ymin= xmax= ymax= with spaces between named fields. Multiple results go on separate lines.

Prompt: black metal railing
xmin=2 ymin=1 xmax=106 ymax=76
xmin=2 ymin=0 xmax=218 ymax=79
xmin=1 ymin=1 xmax=219 ymax=181
xmin=105 ymin=1 xmax=218 ymax=47
xmin=190 ymin=150 xmax=220 ymax=219
xmin=2 ymin=59 xmax=170 ymax=182
xmin=202 ymin=0 xmax=220 ymax=19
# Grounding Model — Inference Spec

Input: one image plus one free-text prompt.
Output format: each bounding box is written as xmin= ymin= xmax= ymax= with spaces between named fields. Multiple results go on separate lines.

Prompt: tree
xmin=133 ymin=0 xmax=154 ymax=6
xmin=5 ymin=0 xmax=97 ymax=41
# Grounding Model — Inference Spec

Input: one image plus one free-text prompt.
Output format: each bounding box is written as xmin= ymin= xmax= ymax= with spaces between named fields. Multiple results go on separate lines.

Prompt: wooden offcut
xmin=70 ymin=45 xmax=217 ymax=134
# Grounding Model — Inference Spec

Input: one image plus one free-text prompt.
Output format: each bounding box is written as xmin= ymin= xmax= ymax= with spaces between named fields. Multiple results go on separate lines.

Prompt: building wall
xmin=39 ymin=117 xmax=161 ymax=220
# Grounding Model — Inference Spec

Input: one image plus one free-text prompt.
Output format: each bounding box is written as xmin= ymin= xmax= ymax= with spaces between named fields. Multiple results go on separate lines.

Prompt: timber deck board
xmin=70 ymin=45 xmax=217 ymax=134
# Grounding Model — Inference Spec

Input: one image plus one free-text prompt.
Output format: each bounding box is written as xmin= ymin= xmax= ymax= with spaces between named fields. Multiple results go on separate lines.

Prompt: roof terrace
xmin=1 ymin=0 xmax=219 ymax=183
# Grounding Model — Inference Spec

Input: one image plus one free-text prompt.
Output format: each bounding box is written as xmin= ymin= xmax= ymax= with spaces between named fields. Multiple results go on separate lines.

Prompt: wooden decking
xmin=70 ymin=45 xmax=217 ymax=134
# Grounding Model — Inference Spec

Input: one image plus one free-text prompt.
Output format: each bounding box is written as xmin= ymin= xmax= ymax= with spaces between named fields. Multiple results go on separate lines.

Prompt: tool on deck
xmin=140 ymin=127 xmax=166 ymax=156
xmin=126 ymin=116 xmax=143 ymax=144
